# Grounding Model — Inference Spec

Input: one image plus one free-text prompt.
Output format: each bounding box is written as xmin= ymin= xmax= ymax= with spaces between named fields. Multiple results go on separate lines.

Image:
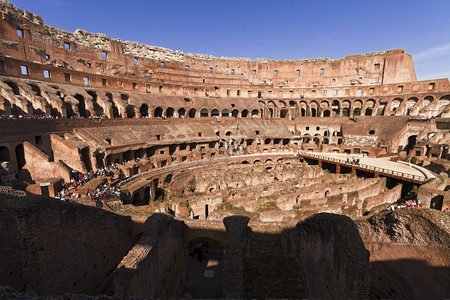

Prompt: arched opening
xmin=106 ymin=92 xmax=121 ymax=118
xmin=178 ymin=108 xmax=186 ymax=118
xmin=5 ymin=81 xmax=20 ymax=95
xmin=95 ymin=152 xmax=105 ymax=169
xmin=123 ymin=150 xmax=132 ymax=162
xmin=323 ymin=138 xmax=329 ymax=144
xmin=200 ymin=108 xmax=208 ymax=117
xmin=29 ymin=84 xmax=41 ymax=96
xmin=269 ymin=108 xmax=274 ymax=118
xmin=221 ymin=109 xmax=229 ymax=117
xmin=365 ymin=107 xmax=373 ymax=116
xmin=75 ymin=94 xmax=89 ymax=117
xmin=189 ymin=108 xmax=197 ymax=118
xmin=132 ymin=193 xmax=141 ymax=206
xmin=140 ymin=104 xmax=149 ymax=117
xmin=186 ymin=237 xmax=224 ymax=298
xmin=87 ymin=91 xmax=104 ymax=117
xmin=404 ymin=135 xmax=417 ymax=152
xmin=15 ymin=144 xmax=25 ymax=170
xmin=311 ymin=108 xmax=317 ymax=117
xmin=280 ymin=109 xmax=288 ymax=118
xmin=323 ymin=110 xmax=331 ymax=117
xmin=251 ymin=109 xmax=259 ymax=118
xmin=353 ymin=108 xmax=361 ymax=116
xmin=166 ymin=107 xmax=175 ymax=118
xmin=144 ymin=186 xmax=150 ymax=204
xmin=154 ymin=107 xmax=163 ymax=118
xmin=0 ymin=146 xmax=10 ymax=162
xmin=241 ymin=109 xmax=249 ymax=118
xmin=301 ymin=108 xmax=306 ymax=117
xmin=231 ymin=109 xmax=239 ymax=118
xmin=125 ymin=105 xmax=135 ymax=118
xmin=342 ymin=108 xmax=349 ymax=117
xmin=211 ymin=109 xmax=219 ymax=117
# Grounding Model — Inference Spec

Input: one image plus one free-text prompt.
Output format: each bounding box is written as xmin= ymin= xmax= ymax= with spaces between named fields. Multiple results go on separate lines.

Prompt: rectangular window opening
xmin=133 ymin=82 xmax=137 ymax=89
xmin=43 ymin=70 xmax=50 ymax=78
xmin=64 ymin=73 xmax=71 ymax=82
xmin=102 ymin=78 xmax=107 ymax=86
xmin=320 ymin=68 xmax=324 ymax=74
xmin=161 ymin=62 xmax=165 ymax=68
xmin=134 ymin=57 xmax=138 ymax=64
xmin=356 ymin=89 xmax=362 ymax=97
xmin=64 ymin=42 xmax=70 ymax=50
xmin=20 ymin=65 xmax=28 ymax=75
xmin=296 ymin=69 xmax=300 ymax=75
xmin=102 ymin=51 xmax=107 ymax=58
xmin=84 ymin=77 xmax=89 ymax=87
xmin=17 ymin=28 xmax=24 ymax=38
xmin=209 ymin=67 xmax=213 ymax=73
xmin=428 ymin=82 xmax=435 ymax=90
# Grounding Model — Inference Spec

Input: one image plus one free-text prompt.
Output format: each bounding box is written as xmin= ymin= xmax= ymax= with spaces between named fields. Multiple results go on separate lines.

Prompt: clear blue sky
xmin=13 ymin=0 xmax=450 ymax=80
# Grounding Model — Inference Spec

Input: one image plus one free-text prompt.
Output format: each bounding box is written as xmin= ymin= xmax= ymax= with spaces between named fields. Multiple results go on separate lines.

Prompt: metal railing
xmin=298 ymin=151 xmax=427 ymax=183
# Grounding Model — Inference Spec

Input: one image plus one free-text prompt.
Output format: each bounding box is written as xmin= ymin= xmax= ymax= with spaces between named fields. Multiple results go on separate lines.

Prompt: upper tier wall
xmin=0 ymin=0 xmax=418 ymax=90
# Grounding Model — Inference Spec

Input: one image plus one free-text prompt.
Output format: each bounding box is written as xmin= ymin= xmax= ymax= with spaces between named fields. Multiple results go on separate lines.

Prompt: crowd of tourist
xmin=390 ymin=199 xmax=423 ymax=211
xmin=67 ymin=164 xmax=120 ymax=190
xmin=86 ymin=183 xmax=120 ymax=202
xmin=54 ymin=164 xmax=123 ymax=203
xmin=346 ymin=157 xmax=360 ymax=165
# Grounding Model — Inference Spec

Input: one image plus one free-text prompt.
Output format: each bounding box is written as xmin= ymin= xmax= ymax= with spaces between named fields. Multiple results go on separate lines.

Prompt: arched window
xmin=200 ymin=108 xmax=208 ymax=117
xmin=154 ymin=107 xmax=163 ymax=118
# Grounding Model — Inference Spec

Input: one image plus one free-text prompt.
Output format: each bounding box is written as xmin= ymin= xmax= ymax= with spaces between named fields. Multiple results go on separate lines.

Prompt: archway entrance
xmin=185 ymin=237 xmax=223 ymax=298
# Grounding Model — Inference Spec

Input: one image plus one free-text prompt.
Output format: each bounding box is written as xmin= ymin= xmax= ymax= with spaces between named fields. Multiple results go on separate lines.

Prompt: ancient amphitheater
xmin=0 ymin=1 xmax=449 ymax=299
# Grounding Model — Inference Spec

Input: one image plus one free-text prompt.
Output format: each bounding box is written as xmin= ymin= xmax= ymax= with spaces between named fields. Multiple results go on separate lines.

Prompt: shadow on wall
xmin=369 ymin=259 xmax=450 ymax=299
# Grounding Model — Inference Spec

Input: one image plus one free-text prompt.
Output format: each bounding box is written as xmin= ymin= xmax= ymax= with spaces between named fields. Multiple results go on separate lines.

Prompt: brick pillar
xmin=336 ymin=164 xmax=341 ymax=174
xmin=223 ymin=216 xmax=249 ymax=298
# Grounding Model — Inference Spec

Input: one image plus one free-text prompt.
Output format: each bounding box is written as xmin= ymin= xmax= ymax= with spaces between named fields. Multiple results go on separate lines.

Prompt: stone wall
xmin=295 ymin=213 xmax=370 ymax=299
xmin=21 ymin=142 xmax=70 ymax=183
xmin=0 ymin=195 xmax=135 ymax=295
xmin=114 ymin=213 xmax=187 ymax=298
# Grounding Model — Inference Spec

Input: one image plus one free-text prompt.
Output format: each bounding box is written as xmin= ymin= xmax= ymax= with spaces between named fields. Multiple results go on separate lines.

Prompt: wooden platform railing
xmin=298 ymin=151 xmax=427 ymax=183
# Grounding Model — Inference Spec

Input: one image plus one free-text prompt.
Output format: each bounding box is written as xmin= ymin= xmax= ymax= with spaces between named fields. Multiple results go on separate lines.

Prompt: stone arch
xmin=87 ymin=91 xmax=104 ymax=117
xmin=211 ymin=108 xmax=220 ymax=117
xmin=5 ymin=81 xmax=20 ymax=95
xmin=231 ymin=109 xmax=239 ymax=118
xmin=0 ymin=146 xmax=10 ymax=161
xmin=139 ymin=104 xmax=149 ymax=117
xmin=188 ymin=108 xmax=197 ymax=118
xmin=221 ymin=109 xmax=229 ymax=117
xmin=280 ymin=108 xmax=288 ymax=118
xmin=154 ymin=107 xmax=163 ymax=118
xmin=323 ymin=110 xmax=331 ymax=117
xmin=125 ymin=105 xmax=135 ymax=118
xmin=178 ymin=108 xmax=186 ymax=118
xmin=342 ymin=100 xmax=351 ymax=116
xmin=200 ymin=108 xmax=208 ymax=117
xmin=241 ymin=109 xmax=249 ymax=118
xmin=75 ymin=94 xmax=90 ymax=118
xmin=166 ymin=107 xmax=175 ymax=118
xmin=391 ymin=97 xmax=403 ymax=114
xmin=251 ymin=109 xmax=259 ymax=118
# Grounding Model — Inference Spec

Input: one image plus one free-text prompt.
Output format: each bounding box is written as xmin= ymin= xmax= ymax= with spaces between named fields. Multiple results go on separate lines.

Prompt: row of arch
xmin=1 ymin=79 xmax=448 ymax=119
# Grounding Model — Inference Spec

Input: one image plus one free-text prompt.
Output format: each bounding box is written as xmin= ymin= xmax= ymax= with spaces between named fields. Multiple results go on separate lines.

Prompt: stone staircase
xmin=243 ymin=232 xmax=306 ymax=299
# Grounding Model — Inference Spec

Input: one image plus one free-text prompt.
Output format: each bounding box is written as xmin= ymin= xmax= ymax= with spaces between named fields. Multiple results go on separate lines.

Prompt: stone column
xmin=223 ymin=216 xmax=249 ymax=298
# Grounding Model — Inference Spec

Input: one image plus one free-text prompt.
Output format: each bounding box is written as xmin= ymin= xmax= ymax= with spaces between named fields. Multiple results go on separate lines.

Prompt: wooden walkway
xmin=298 ymin=151 xmax=435 ymax=184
